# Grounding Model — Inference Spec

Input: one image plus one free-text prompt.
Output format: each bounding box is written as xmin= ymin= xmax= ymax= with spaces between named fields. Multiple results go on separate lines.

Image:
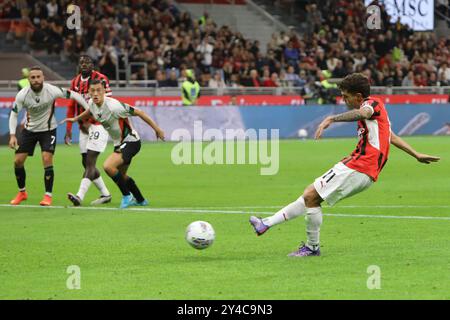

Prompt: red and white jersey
xmin=342 ymin=96 xmax=391 ymax=181
xmin=66 ymin=70 xmax=112 ymax=131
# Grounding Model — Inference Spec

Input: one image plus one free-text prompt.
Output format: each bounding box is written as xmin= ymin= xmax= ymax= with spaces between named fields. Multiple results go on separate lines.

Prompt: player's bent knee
xmin=14 ymin=157 xmax=25 ymax=167
xmin=85 ymin=167 xmax=96 ymax=180
xmin=103 ymin=164 xmax=116 ymax=177
xmin=303 ymin=185 xmax=322 ymax=207
xmin=42 ymin=154 xmax=53 ymax=166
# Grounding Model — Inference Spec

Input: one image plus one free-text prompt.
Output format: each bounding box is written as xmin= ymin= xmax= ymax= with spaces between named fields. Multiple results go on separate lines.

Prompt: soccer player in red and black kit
xmin=250 ymin=73 xmax=441 ymax=257
xmin=65 ymin=55 xmax=112 ymax=206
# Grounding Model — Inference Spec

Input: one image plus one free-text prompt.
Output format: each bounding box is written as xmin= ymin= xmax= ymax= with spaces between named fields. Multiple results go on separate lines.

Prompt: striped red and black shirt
xmin=66 ymin=70 xmax=112 ymax=132
xmin=341 ymin=97 xmax=391 ymax=181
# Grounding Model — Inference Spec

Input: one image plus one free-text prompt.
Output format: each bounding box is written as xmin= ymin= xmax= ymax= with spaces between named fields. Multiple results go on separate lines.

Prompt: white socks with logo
xmin=263 ymin=196 xmax=307 ymax=227
xmin=305 ymin=207 xmax=323 ymax=250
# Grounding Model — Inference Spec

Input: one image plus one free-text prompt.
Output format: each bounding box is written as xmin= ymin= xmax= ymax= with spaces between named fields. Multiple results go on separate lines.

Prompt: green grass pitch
xmin=0 ymin=137 xmax=449 ymax=299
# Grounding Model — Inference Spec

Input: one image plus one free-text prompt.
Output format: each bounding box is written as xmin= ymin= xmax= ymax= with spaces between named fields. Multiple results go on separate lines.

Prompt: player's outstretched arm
xmin=132 ymin=108 xmax=165 ymax=141
xmin=315 ymin=107 xmax=373 ymax=139
xmin=60 ymin=109 xmax=91 ymax=124
xmin=67 ymin=90 xmax=90 ymax=111
xmin=390 ymin=131 xmax=440 ymax=164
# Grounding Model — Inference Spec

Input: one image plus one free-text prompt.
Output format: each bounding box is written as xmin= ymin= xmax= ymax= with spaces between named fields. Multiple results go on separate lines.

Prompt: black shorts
xmin=114 ymin=140 xmax=141 ymax=165
xmin=16 ymin=128 xmax=57 ymax=156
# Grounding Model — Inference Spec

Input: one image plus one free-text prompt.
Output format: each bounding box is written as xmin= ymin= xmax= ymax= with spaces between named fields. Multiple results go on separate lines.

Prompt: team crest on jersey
xmin=358 ymin=127 xmax=366 ymax=138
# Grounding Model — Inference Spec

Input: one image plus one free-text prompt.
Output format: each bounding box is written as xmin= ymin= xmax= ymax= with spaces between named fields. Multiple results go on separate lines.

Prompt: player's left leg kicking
xmin=249 ymin=162 xmax=373 ymax=257
xmin=68 ymin=124 xmax=111 ymax=206
xmin=103 ymin=141 xmax=148 ymax=209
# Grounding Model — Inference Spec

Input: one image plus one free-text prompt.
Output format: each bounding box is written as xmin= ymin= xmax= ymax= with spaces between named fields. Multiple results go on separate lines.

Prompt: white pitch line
xmin=196 ymin=205 xmax=450 ymax=209
xmin=1 ymin=204 xmax=450 ymax=221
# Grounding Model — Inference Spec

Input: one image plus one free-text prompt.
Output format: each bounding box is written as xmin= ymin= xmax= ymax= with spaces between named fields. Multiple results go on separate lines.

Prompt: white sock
xmin=263 ymin=196 xmax=306 ymax=227
xmin=92 ymin=176 xmax=110 ymax=196
xmin=305 ymin=206 xmax=323 ymax=249
xmin=45 ymin=192 xmax=52 ymax=197
xmin=76 ymin=178 xmax=92 ymax=201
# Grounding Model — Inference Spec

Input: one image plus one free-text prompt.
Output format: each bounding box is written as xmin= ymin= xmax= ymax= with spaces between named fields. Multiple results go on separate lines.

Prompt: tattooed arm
xmin=314 ymin=106 xmax=373 ymax=139
xmin=330 ymin=107 xmax=373 ymax=122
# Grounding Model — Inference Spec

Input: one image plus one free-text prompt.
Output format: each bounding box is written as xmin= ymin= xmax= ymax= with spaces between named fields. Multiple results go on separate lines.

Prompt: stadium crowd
xmin=1 ymin=0 xmax=450 ymax=89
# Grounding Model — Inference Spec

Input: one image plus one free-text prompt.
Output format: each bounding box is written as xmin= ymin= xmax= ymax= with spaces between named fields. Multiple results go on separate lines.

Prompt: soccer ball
xmin=185 ymin=221 xmax=215 ymax=250
xmin=298 ymin=128 xmax=308 ymax=139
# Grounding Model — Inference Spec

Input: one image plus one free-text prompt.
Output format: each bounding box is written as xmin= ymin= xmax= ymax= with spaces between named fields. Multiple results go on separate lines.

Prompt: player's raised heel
xmin=288 ymin=243 xmax=321 ymax=257
xmin=10 ymin=191 xmax=28 ymax=205
xmin=90 ymin=195 xmax=112 ymax=205
xmin=249 ymin=216 xmax=270 ymax=236
xmin=39 ymin=194 xmax=52 ymax=206
xmin=67 ymin=193 xmax=81 ymax=206
xmin=120 ymin=194 xmax=134 ymax=209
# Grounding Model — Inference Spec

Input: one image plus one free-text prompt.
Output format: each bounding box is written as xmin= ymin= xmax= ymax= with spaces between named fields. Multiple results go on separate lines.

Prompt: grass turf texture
xmin=0 ymin=137 xmax=449 ymax=299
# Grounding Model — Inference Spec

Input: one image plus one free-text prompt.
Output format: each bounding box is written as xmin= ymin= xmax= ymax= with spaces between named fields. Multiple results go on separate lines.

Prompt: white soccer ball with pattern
xmin=185 ymin=221 xmax=215 ymax=250
xmin=298 ymin=128 xmax=308 ymax=139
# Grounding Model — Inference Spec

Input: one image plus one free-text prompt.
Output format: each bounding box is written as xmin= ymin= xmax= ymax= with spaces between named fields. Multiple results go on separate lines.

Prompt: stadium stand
xmin=0 ymin=0 xmax=449 ymax=93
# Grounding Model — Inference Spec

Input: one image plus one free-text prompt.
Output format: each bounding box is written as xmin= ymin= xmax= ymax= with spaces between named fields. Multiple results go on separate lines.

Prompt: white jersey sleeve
xmin=12 ymin=88 xmax=27 ymax=114
xmin=109 ymin=100 xmax=135 ymax=119
xmin=47 ymin=83 xmax=71 ymax=100
xmin=9 ymin=89 xmax=27 ymax=134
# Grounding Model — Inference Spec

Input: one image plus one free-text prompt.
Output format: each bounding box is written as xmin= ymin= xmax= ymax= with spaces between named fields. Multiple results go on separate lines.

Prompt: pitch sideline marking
xmin=159 ymin=205 xmax=450 ymax=209
xmin=1 ymin=204 xmax=450 ymax=221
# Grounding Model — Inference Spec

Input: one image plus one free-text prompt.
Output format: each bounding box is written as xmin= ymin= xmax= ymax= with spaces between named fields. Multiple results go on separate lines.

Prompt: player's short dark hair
xmin=29 ymin=66 xmax=42 ymax=72
xmin=88 ymin=78 xmax=106 ymax=88
xmin=338 ymin=73 xmax=371 ymax=98
xmin=79 ymin=55 xmax=93 ymax=63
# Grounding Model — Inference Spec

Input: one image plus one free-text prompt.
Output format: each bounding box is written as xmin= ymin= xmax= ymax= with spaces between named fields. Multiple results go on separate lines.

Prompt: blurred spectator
xmin=208 ymin=71 xmax=226 ymax=88
xmin=297 ymin=70 xmax=308 ymax=87
xmin=229 ymin=74 xmax=241 ymax=88
xmin=414 ymin=73 xmax=427 ymax=87
xmin=402 ymin=71 xmax=415 ymax=86
xmin=46 ymin=0 xmax=58 ymax=19
xmin=165 ymin=69 xmax=180 ymax=87
xmin=155 ymin=70 xmax=167 ymax=87
xmin=285 ymin=65 xmax=300 ymax=86
xmin=241 ymin=69 xmax=261 ymax=87
xmin=438 ymin=62 xmax=450 ymax=83
xmin=262 ymin=72 xmax=280 ymax=87
xmin=428 ymin=72 xmax=438 ymax=86
xmin=284 ymin=41 xmax=299 ymax=66
xmin=196 ymin=36 xmax=214 ymax=71
xmin=86 ymin=40 xmax=102 ymax=63
xmin=99 ymin=45 xmax=117 ymax=80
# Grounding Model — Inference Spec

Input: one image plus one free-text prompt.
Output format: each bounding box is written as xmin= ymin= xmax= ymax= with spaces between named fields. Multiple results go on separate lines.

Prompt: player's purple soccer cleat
xmin=249 ymin=216 xmax=270 ymax=236
xmin=288 ymin=243 xmax=321 ymax=257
